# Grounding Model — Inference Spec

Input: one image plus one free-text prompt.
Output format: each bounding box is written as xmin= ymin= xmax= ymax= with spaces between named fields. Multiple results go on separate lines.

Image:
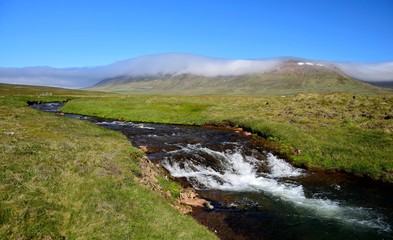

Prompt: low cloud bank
xmin=0 ymin=66 xmax=108 ymax=88
xmin=0 ymin=53 xmax=392 ymax=88
xmin=105 ymin=53 xmax=280 ymax=77
xmin=335 ymin=62 xmax=393 ymax=82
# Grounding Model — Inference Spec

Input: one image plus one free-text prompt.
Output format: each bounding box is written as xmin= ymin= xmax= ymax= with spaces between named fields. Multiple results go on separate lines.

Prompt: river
xmin=31 ymin=102 xmax=393 ymax=240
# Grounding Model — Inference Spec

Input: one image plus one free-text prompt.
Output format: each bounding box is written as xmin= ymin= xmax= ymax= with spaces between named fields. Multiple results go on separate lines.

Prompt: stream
xmin=31 ymin=102 xmax=393 ymax=240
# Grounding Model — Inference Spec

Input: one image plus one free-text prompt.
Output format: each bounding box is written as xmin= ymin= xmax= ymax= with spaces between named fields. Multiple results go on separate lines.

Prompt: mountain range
xmin=0 ymin=53 xmax=392 ymax=95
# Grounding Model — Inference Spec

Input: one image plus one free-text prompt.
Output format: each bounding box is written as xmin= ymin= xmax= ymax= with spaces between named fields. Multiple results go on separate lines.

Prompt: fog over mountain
xmin=103 ymin=53 xmax=281 ymax=77
xmin=0 ymin=53 xmax=392 ymax=88
xmin=334 ymin=62 xmax=393 ymax=82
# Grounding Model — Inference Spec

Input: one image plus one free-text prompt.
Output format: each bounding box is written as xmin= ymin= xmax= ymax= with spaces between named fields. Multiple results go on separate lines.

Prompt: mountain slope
xmin=1 ymin=53 xmax=392 ymax=90
xmin=89 ymin=60 xmax=391 ymax=95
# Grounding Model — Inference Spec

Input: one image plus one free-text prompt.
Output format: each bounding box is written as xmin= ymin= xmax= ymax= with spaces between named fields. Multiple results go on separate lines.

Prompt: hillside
xmin=1 ymin=53 xmax=392 ymax=90
xmin=89 ymin=60 xmax=391 ymax=95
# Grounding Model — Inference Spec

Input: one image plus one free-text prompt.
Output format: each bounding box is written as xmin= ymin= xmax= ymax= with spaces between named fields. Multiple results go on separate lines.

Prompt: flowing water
xmin=31 ymin=102 xmax=393 ymax=240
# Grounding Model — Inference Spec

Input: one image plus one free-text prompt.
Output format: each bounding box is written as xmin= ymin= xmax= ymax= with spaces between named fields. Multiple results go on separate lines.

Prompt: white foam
xmin=162 ymin=144 xmax=391 ymax=232
xmin=96 ymin=121 xmax=134 ymax=126
xmin=135 ymin=124 xmax=155 ymax=129
xmin=266 ymin=153 xmax=304 ymax=178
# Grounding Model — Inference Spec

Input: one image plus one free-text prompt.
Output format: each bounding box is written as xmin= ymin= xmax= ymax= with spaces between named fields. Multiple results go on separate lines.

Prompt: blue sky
xmin=0 ymin=0 xmax=392 ymax=68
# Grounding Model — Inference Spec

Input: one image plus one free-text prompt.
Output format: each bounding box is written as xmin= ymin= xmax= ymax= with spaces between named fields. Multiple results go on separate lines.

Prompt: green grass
xmin=0 ymin=91 xmax=216 ymax=239
xmin=61 ymin=96 xmax=212 ymax=125
xmin=157 ymin=176 xmax=182 ymax=201
xmin=62 ymin=93 xmax=393 ymax=182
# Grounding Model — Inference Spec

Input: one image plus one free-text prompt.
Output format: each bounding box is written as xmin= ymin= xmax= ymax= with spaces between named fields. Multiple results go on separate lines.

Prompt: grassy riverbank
xmin=0 ymin=94 xmax=216 ymax=239
xmin=62 ymin=94 xmax=393 ymax=182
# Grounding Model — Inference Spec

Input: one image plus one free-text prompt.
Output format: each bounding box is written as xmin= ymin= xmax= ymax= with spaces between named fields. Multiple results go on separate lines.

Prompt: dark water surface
xmin=31 ymin=102 xmax=393 ymax=240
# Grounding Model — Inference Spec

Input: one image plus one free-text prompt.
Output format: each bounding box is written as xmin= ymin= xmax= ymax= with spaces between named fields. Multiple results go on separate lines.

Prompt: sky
xmin=0 ymin=0 xmax=392 ymax=68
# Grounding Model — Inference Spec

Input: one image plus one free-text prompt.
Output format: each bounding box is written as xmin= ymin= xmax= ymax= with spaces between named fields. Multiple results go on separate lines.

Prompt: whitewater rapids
xmin=162 ymin=144 xmax=390 ymax=232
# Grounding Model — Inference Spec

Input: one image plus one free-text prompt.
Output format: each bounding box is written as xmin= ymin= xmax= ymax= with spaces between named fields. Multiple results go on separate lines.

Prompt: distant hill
xmin=0 ymin=83 xmax=111 ymax=96
xmin=1 ymin=53 xmax=392 ymax=93
xmin=89 ymin=59 xmax=391 ymax=95
xmin=365 ymin=81 xmax=393 ymax=88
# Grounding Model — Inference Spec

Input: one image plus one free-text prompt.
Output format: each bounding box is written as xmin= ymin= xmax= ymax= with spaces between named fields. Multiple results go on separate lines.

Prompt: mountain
xmin=0 ymin=53 xmax=392 ymax=93
xmin=88 ymin=56 xmax=392 ymax=95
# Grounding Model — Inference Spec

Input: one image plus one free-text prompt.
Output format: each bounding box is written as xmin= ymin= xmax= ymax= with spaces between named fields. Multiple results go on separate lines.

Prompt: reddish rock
xmin=139 ymin=145 xmax=148 ymax=153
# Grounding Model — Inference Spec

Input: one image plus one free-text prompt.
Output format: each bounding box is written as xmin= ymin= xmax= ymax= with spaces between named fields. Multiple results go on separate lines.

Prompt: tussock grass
xmin=0 ymin=93 xmax=216 ymax=239
xmin=63 ymin=93 xmax=393 ymax=181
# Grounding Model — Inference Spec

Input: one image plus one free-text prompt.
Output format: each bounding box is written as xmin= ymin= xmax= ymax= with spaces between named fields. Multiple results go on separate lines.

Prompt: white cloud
xmin=333 ymin=62 xmax=393 ymax=82
xmin=103 ymin=53 xmax=281 ymax=77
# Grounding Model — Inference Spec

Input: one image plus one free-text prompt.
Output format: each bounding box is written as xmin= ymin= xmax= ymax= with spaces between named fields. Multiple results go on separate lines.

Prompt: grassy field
xmin=0 ymin=90 xmax=216 ymax=239
xmin=62 ymin=94 xmax=393 ymax=182
xmin=1 ymin=82 xmax=392 ymax=238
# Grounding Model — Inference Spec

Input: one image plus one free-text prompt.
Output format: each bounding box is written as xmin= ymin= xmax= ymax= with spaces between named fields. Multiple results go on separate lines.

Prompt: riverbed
xmin=31 ymin=102 xmax=393 ymax=240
